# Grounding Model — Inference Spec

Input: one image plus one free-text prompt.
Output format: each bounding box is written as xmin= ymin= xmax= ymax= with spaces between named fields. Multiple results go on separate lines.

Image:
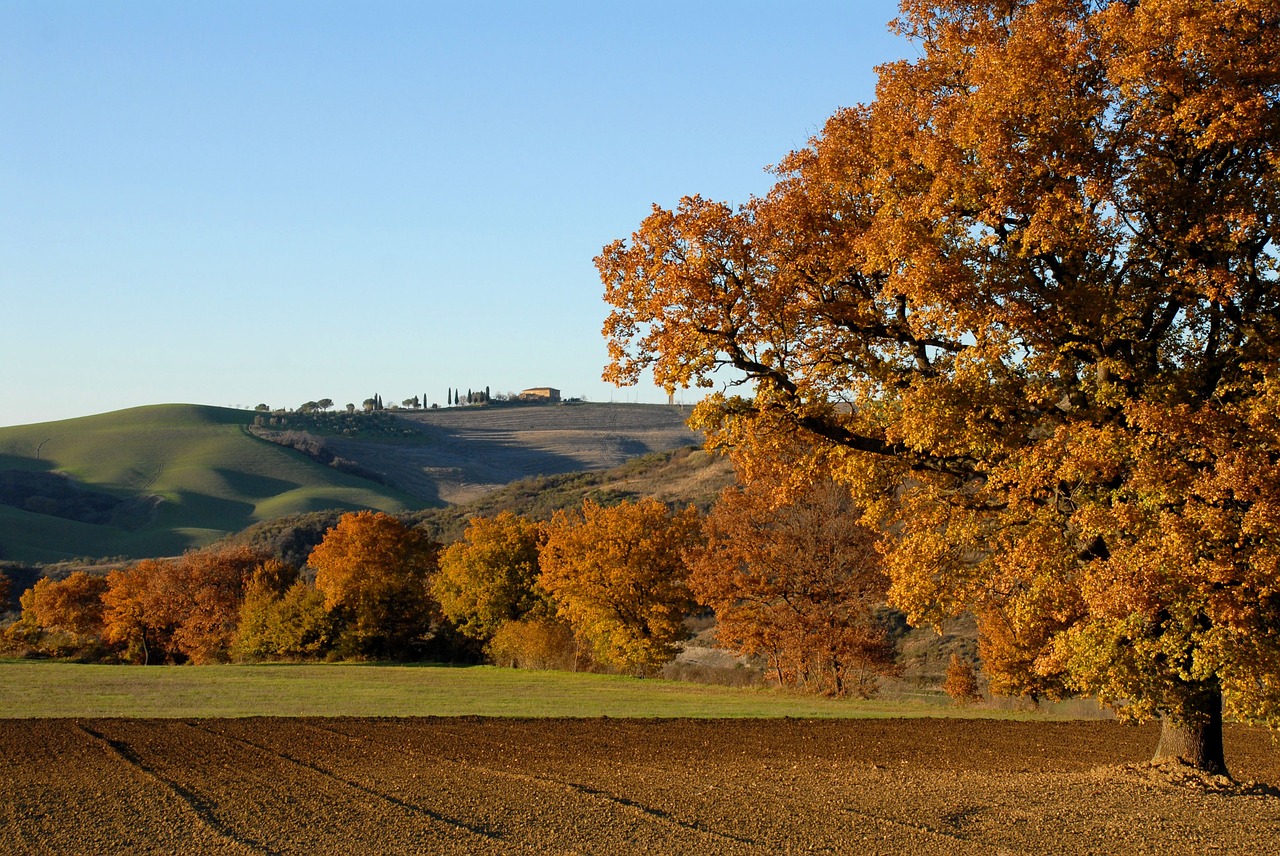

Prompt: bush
xmin=486 ymin=620 xmax=579 ymax=671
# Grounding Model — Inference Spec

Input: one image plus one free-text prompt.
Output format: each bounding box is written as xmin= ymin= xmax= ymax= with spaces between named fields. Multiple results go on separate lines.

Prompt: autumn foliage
xmin=599 ymin=0 xmax=1280 ymax=771
xmin=689 ymin=478 xmax=898 ymax=697
xmin=97 ymin=547 xmax=273 ymax=664
xmin=309 ymin=511 xmax=440 ymax=659
xmin=943 ymin=654 xmax=983 ymax=707
xmin=540 ymin=498 xmax=701 ymax=673
xmin=233 ymin=561 xmax=334 ymax=661
xmin=433 ymin=512 xmax=551 ymax=642
xmin=15 ymin=572 xmax=110 ymax=657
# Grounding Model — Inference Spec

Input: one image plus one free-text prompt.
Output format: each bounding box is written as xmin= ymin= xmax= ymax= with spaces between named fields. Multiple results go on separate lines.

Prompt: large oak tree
xmin=598 ymin=0 xmax=1279 ymax=773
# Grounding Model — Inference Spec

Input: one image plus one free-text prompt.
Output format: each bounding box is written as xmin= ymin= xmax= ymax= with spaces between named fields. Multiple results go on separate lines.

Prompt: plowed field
xmin=4 ymin=718 xmax=1279 ymax=854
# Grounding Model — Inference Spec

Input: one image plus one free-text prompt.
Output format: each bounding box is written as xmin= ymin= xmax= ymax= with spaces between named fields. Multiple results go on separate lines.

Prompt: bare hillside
xmin=328 ymin=403 xmax=702 ymax=504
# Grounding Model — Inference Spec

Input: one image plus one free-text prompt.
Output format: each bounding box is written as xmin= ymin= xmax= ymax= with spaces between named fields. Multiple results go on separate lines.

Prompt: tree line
xmin=3 ymin=450 xmax=910 ymax=698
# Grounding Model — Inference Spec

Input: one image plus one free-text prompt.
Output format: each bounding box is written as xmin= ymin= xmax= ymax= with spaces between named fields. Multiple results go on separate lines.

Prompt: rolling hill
xmin=0 ymin=402 xmax=706 ymax=564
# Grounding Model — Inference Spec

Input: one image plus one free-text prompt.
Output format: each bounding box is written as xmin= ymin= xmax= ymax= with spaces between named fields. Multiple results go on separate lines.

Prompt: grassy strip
xmin=0 ymin=660 xmax=1076 ymax=720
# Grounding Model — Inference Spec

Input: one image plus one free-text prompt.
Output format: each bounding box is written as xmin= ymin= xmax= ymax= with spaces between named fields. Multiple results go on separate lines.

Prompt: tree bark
xmin=1152 ymin=679 xmax=1227 ymax=776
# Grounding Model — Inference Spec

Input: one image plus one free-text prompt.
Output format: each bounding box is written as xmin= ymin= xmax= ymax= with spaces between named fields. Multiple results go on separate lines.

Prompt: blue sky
xmin=1 ymin=1 xmax=908 ymax=428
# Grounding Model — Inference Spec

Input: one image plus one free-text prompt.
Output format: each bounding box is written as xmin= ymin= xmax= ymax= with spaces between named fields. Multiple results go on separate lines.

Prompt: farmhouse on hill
xmin=519 ymin=387 xmax=561 ymax=402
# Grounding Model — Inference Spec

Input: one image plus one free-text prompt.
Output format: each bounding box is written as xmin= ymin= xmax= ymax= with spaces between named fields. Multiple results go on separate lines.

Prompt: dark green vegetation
xmin=0 ymin=403 xmax=708 ymax=565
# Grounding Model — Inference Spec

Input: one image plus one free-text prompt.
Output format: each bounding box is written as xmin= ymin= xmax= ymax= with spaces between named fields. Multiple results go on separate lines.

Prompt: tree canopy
xmin=309 ymin=511 xmax=440 ymax=659
xmin=689 ymin=477 xmax=898 ymax=698
xmin=599 ymin=0 xmax=1279 ymax=773
xmin=432 ymin=512 xmax=550 ymax=642
xmin=540 ymin=498 xmax=701 ymax=673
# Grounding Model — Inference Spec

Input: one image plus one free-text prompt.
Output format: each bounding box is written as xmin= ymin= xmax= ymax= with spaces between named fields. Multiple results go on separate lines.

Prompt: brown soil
xmin=4 ymin=718 xmax=1278 ymax=854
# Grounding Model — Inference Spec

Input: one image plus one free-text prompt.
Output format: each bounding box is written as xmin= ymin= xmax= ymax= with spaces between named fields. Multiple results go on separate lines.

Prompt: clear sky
xmin=1 ymin=1 xmax=908 ymax=428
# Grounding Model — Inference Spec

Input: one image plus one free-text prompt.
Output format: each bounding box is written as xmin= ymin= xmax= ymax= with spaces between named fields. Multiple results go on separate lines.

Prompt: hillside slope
xmin=337 ymin=403 xmax=702 ymax=503
xmin=0 ymin=405 xmax=422 ymax=562
xmin=227 ymin=445 xmax=736 ymax=567
xmin=0 ymin=402 xmax=705 ymax=563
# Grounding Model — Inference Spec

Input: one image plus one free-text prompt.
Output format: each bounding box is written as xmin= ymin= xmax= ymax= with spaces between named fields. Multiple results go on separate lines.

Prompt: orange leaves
xmin=26 ymin=572 xmax=109 ymax=640
xmin=689 ymin=478 xmax=897 ymax=697
xmin=598 ymin=0 xmax=1280 ymax=728
xmin=539 ymin=498 xmax=700 ymax=673
xmin=98 ymin=546 xmax=272 ymax=664
xmin=309 ymin=511 xmax=439 ymax=659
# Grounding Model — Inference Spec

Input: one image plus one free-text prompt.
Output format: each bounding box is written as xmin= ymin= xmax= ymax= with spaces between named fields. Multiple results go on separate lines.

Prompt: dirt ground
xmin=3 ymin=717 xmax=1278 ymax=854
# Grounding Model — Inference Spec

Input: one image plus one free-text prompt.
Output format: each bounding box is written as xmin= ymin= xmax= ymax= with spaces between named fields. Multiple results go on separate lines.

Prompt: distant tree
xmin=299 ymin=401 xmax=319 ymax=414
xmin=158 ymin=545 xmax=269 ymax=664
xmin=433 ymin=512 xmax=550 ymax=643
xmin=26 ymin=572 xmax=109 ymax=639
xmin=448 ymin=389 xmax=452 ymax=406
xmin=486 ymin=619 xmax=578 ymax=670
xmin=539 ymin=498 xmax=701 ymax=673
xmin=255 ymin=403 xmax=270 ymax=412
xmin=17 ymin=572 xmax=110 ymax=656
xmin=101 ymin=560 xmax=173 ymax=665
xmin=99 ymin=546 xmax=269 ymax=665
xmin=346 ymin=403 xmax=355 ymax=414
xmin=309 ymin=511 xmax=440 ymax=659
xmin=688 ymin=477 xmax=899 ymax=698
xmin=233 ymin=562 xmax=334 ymax=661
xmin=362 ymin=398 xmax=376 ymax=412
xmin=317 ymin=398 xmax=333 ymax=411
xmin=485 ymin=386 xmax=490 ymax=402
xmin=944 ymin=654 xmax=983 ymax=706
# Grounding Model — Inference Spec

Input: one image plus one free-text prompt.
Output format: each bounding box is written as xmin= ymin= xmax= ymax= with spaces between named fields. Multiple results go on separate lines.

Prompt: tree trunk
xmin=1152 ymin=679 xmax=1227 ymax=776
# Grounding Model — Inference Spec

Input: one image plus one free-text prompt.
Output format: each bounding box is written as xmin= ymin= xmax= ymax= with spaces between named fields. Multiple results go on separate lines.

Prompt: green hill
xmin=0 ymin=404 xmax=420 ymax=563
xmin=0 ymin=402 xmax=707 ymax=565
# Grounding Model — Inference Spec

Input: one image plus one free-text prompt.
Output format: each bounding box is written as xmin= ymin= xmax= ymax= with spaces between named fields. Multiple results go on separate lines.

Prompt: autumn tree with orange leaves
xmin=540 ymin=498 xmax=701 ymax=673
xmin=599 ymin=0 xmax=1279 ymax=773
xmin=101 ymin=559 xmax=173 ymax=664
xmin=157 ymin=545 xmax=271 ymax=664
xmin=309 ymin=511 xmax=439 ymax=659
xmin=689 ymin=477 xmax=899 ymax=698
xmin=15 ymin=572 xmax=110 ymax=657
xmin=100 ymin=546 xmax=271 ymax=664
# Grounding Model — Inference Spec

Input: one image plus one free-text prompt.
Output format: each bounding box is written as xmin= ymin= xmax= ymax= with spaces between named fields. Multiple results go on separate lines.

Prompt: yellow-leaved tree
xmin=432 ymin=511 xmax=552 ymax=643
xmin=539 ymin=498 xmax=701 ymax=674
xmin=598 ymin=0 xmax=1280 ymax=773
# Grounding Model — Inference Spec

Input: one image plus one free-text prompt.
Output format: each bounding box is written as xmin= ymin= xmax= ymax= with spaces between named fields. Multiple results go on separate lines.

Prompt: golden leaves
xmin=539 ymin=498 xmax=700 ymax=673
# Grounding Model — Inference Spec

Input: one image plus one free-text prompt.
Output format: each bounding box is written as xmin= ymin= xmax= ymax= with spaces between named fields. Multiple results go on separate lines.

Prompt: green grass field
xmin=0 ymin=404 xmax=421 ymax=562
xmin=0 ymin=660 xmax=1075 ymax=720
